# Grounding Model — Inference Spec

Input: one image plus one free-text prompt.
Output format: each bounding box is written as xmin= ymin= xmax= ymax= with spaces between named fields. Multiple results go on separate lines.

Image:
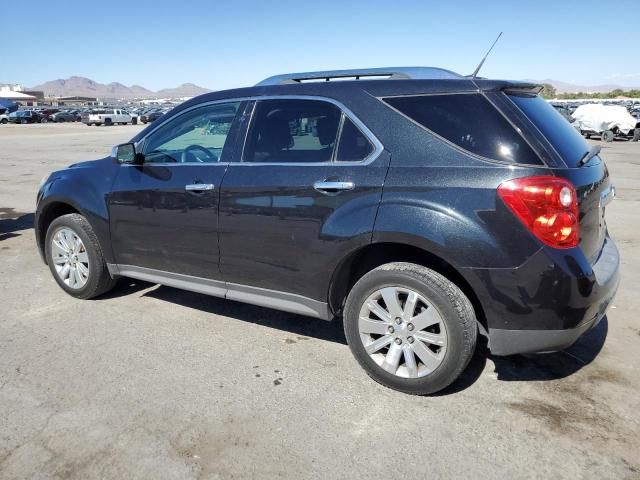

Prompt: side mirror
xmin=112 ymin=143 xmax=138 ymax=164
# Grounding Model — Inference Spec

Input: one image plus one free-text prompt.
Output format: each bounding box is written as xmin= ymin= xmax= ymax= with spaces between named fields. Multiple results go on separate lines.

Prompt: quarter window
xmin=243 ymin=99 xmax=341 ymax=163
xmin=336 ymin=117 xmax=374 ymax=162
xmin=384 ymin=93 xmax=540 ymax=164
xmin=143 ymin=102 xmax=240 ymax=164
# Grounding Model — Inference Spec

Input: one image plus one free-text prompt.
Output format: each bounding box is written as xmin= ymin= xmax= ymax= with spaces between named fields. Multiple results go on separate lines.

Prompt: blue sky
xmin=3 ymin=0 xmax=639 ymax=91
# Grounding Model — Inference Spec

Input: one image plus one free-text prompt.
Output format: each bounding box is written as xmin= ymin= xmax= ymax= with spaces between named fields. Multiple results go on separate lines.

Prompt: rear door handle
xmin=313 ymin=181 xmax=355 ymax=194
xmin=185 ymin=183 xmax=215 ymax=192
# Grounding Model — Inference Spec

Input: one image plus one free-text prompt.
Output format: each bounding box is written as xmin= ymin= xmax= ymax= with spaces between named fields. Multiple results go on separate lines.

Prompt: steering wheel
xmin=180 ymin=144 xmax=216 ymax=163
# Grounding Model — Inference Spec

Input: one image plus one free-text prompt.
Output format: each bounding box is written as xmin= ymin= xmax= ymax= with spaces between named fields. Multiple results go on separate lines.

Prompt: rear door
xmin=218 ymin=98 xmax=388 ymax=302
xmin=109 ymin=101 xmax=243 ymax=279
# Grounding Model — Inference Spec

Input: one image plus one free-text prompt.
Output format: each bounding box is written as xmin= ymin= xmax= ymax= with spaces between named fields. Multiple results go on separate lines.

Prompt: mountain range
xmin=28 ymin=75 xmax=639 ymax=99
xmin=30 ymin=76 xmax=212 ymax=99
xmin=527 ymin=79 xmax=640 ymax=93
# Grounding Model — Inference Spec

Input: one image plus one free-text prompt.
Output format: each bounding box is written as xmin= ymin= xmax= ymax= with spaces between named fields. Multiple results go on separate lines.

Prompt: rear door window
xmin=384 ymin=93 xmax=541 ymax=164
xmin=243 ymin=99 xmax=341 ymax=163
xmin=508 ymin=93 xmax=590 ymax=167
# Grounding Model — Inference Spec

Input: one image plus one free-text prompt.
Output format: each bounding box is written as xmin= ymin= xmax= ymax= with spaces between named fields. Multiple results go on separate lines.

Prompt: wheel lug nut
xmin=395 ymin=317 xmax=402 ymax=325
xmin=387 ymin=326 xmax=395 ymax=334
xmin=395 ymin=338 xmax=402 ymax=345
xmin=407 ymin=323 xmax=414 ymax=331
xmin=407 ymin=336 xmax=414 ymax=344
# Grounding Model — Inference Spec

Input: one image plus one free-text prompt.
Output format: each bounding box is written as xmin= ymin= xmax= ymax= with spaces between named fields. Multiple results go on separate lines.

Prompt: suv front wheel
xmin=343 ymin=262 xmax=477 ymax=395
xmin=45 ymin=213 xmax=117 ymax=299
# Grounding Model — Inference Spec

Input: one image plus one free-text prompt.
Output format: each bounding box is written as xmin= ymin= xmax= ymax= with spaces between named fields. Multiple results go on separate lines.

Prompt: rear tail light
xmin=497 ymin=175 xmax=579 ymax=248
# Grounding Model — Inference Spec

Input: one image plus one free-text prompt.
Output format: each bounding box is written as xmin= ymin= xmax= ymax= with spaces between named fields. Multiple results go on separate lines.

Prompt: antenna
xmin=470 ymin=32 xmax=503 ymax=79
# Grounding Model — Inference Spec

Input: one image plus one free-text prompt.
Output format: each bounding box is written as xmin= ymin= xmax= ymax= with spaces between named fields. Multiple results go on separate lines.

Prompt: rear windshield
xmin=508 ymin=94 xmax=590 ymax=167
xmin=384 ymin=93 xmax=541 ymax=164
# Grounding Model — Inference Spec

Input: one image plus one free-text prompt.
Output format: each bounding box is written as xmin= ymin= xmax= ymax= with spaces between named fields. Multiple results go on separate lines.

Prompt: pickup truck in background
xmin=81 ymin=109 xmax=135 ymax=126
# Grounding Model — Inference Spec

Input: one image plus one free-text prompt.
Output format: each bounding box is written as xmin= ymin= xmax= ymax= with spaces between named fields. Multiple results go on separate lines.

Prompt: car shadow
xmin=100 ymin=279 xmax=608 ymax=390
xmin=130 ymin=283 xmax=347 ymax=345
xmin=436 ymin=317 xmax=609 ymax=396
xmin=490 ymin=317 xmax=608 ymax=381
xmin=0 ymin=209 xmax=34 ymax=241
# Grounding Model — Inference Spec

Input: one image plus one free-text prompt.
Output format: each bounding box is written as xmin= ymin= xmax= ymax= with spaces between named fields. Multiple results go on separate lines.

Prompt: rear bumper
xmin=487 ymin=306 xmax=609 ymax=356
xmin=463 ymin=235 xmax=620 ymax=355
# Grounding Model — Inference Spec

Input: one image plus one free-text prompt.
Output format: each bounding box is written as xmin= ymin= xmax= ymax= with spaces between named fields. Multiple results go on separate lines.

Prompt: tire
xmin=104 ymin=118 xmax=112 ymax=126
xmin=343 ymin=262 xmax=477 ymax=395
xmin=131 ymin=117 xmax=137 ymax=125
xmin=40 ymin=117 xmax=47 ymax=123
xmin=45 ymin=213 xmax=117 ymax=299
xmin=1 ymin=119 xmax=7 ymax=124
xmin=602 ymin=130 xmax=614 ymax=142
xmin=58 ymin=118 xmax=65 ymax=123
xmin=632 ymin=128 xmax=640 ymax=142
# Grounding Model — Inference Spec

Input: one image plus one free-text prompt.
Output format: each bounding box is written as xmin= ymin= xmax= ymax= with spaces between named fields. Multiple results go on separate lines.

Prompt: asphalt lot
xmin=1 ymin=122 xmax=639 ymax=479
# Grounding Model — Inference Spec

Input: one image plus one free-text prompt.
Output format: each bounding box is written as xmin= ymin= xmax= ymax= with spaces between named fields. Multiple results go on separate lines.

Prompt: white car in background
xmin=81 ymin=108 xmax=134 ymax=126
xmin=573 ymin=103 xmax=640 ymax=142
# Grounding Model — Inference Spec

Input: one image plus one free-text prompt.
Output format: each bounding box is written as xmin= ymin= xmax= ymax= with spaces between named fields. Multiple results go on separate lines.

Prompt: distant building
xmin=0 ymin=84 xmax=43 ymax=105
xmin=49 ymin=96 xmax=98 ymax=106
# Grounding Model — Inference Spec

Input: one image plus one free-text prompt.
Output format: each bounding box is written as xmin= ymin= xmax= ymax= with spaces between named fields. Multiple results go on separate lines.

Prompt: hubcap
xmin=358 ymin=286 xmax=448 ymax=379
xmin=51 ymin=228 xmax=89 ymax=289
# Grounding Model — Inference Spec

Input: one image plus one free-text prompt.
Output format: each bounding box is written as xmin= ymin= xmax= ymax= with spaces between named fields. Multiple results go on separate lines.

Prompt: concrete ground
xmin=1 ymin=123 xmax=639 ymax=479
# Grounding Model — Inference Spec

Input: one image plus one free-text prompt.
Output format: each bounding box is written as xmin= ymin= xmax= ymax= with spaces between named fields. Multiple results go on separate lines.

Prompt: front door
xmin=219 ymin=98 xmax=388 ymax=302
xmin=109 ymin=101 xmax=243 ymax=279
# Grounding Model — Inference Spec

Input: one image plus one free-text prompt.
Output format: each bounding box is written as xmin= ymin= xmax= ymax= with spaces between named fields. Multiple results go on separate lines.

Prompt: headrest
xmin=316 ymin=116 xmax=338 ymax=146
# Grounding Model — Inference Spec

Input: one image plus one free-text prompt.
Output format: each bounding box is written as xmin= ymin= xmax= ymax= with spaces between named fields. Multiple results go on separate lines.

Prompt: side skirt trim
xmin=108 ymin=264 xmax=332 ymax=320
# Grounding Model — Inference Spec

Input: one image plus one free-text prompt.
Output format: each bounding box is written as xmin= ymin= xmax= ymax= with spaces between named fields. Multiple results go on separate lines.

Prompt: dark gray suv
xmin=35 ymin=67 xmax=619 ymax=394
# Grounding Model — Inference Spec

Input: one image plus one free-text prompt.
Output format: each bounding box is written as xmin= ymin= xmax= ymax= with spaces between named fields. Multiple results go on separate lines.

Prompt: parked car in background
xmin=35 ymin=67 xmax=619 ymax=395
xmin=81 ymin=108 xmax=134 ymax=126
xmin=8 ymin=110 xmax=46 ymax=124
xmin=573 ymin=103 xmax=640 ymax=142
xmin=50 ymin=111 xmax=79 ymax=123
xmin=36 ymin=109 xmax=61 ymax=122
xmin=140 ymin=110 xmax=164 ymax=124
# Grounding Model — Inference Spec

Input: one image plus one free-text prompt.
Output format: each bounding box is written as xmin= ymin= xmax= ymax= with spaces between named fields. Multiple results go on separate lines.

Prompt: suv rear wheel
xmin=45 ymin=214 xmax=117 ymax=299
xmin=343 ymin=262 xmax=477 ymax=395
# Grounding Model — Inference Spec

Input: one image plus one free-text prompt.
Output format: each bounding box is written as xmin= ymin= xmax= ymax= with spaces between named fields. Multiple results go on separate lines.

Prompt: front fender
xmin=36 ymin=157 xmax=119 ymax=263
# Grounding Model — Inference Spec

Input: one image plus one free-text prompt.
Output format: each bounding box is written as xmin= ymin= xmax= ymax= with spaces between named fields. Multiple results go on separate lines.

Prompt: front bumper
xmin=463 ymin=235 xmax=620 ymax=356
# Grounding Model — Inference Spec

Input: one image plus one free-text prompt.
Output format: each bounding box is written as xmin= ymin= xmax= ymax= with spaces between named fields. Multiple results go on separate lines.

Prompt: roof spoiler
xmin=501 ymin=84 xmax=544 ymax=95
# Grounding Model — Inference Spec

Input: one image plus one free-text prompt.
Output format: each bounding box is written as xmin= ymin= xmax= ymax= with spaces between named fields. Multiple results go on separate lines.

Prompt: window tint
xmin=336 ymin=118 xmax=373 ymax=162
xmin=384 ymin=93 xmax=540 ymax=164
xmin=509 ymin=94 xmax=589 ymax=167
xmin=244 ymin=99 xmax=340 ymax=163
xmin=143 ymin=102 xmax=240 ymax=164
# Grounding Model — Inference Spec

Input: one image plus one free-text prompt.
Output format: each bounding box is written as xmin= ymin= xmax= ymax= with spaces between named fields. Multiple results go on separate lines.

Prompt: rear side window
xmin=244 ymin=99 xmax=341 ymax=163
xmin=336 ymin=118 xmax=374 ymax=162
xmin=384 ymin=93 xmax=540 ymax=164
xmin=509 ymin=94 xmax=589 ymax=167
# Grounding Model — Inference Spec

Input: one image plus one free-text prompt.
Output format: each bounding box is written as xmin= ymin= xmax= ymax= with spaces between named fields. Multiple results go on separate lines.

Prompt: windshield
xmin=509 ymin=94 xmax=591 ymax=167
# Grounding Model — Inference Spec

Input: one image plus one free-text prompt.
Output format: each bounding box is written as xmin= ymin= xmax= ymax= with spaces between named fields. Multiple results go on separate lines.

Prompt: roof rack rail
xmin=255 ymin=66 xmax=463 ymax=86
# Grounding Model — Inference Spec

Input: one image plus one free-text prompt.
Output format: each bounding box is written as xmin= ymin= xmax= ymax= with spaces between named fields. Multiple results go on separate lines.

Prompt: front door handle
xmin=313 ymin=181 xmax=355 ymax=194
xmin=185 ymin=183 xmax=215 ymax=192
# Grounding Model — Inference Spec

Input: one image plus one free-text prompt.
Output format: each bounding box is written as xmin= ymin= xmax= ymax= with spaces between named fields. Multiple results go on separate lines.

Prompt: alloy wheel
xmin=51 ymin=228 xmax=89 ymax=289
xmin=358 ymin=286 xmax=448 ymax=378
